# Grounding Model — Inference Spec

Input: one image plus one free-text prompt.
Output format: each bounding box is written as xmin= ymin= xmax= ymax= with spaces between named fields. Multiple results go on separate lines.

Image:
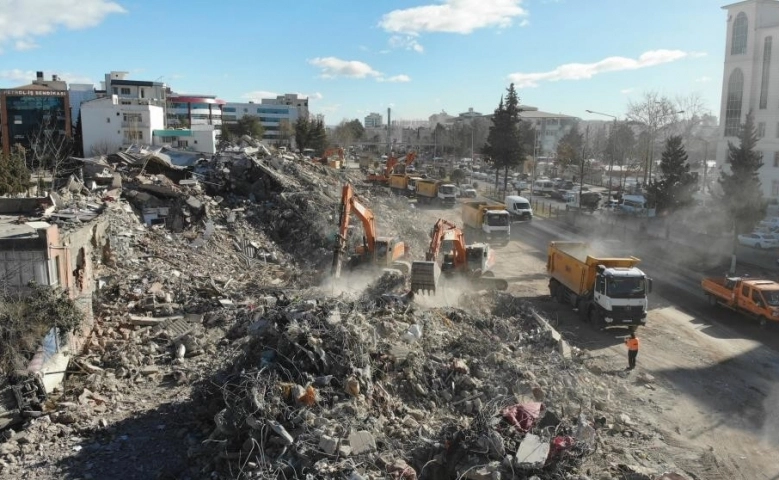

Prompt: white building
xmin=152 ymin=125 xmax=217 ymax=154
xmin=223 ymin=101 xmax=300 ymax=144
xmin=167 ymin=93 xmax=224 ymax=129
xmin=717 ymin=0 xmax=779 ymax=199
xmin=80 ymin=95 xmax=165 ymax=156
xmin=458 ymin=107 xmax=483 ymax=120
xmin=518 ymin=107 xmax=580 ymax=156
xmin=364 ymin=112 xmax=383 ymax=128
xmin=104 ymin=71 xmax=166 ymax=108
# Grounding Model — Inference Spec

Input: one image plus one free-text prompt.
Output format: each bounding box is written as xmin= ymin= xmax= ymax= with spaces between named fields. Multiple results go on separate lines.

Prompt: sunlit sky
xmin=0 ymin=0 xmax=726 ymax=124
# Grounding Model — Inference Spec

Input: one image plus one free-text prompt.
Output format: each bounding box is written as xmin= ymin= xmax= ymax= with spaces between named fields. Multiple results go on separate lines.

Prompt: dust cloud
xmin=760 ymin=384 xmax=779 ymax=446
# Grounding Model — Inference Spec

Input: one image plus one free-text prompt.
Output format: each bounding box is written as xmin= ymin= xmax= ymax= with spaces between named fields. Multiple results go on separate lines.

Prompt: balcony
xmin=122 ymin=121 xmax=149 ymax=128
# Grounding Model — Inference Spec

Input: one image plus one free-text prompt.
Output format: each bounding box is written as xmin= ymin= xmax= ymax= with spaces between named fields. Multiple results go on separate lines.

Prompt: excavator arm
xmin=425 ymin=218 xmax=467 ymax=265
xmin=331 ymin=183 xmax=378 ymax=278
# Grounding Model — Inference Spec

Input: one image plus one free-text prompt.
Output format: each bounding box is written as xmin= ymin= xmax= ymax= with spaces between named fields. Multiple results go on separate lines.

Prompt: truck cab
xmin=438 ymin=184 xmax=457 ymax=205
xmin=593 ymin=265 xmax=652 ymax=326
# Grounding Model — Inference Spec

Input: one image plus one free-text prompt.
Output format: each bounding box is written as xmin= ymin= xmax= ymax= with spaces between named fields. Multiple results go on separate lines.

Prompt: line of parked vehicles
xmin=738 ymin=217 xmax=779 ymax=249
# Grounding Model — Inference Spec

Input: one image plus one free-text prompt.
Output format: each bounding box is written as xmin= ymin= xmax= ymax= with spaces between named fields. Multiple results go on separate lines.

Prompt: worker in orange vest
xmin=625 ymin=332 xmax=639 ymax=370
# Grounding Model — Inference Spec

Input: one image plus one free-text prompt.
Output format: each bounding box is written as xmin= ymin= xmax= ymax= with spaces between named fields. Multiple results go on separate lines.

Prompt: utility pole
xmin=702 ymin=140 xmax=709 ymax=193
xmin=386 ymin=108 xmax=391 ymax=157
xmin=579 ymin=124 xmax=589 ymax=212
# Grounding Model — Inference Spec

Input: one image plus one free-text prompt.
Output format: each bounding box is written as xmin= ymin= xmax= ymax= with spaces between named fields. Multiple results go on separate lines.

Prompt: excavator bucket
xmin=410 ymin=261 xmax=440 ymax=294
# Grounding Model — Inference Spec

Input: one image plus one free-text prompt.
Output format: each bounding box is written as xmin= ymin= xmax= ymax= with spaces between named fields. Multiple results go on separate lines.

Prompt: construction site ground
xmin=1 ymin=155 xmax=779 ymax=480
xmin=415 ymin=201 xmax=779 ymax=480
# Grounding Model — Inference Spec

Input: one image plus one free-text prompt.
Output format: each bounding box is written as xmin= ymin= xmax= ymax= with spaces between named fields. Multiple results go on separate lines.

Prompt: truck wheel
xmin=589 ymin=308 xmax=604 ymax=331
xmin=577 ymin=300 xmax=589 ymax=321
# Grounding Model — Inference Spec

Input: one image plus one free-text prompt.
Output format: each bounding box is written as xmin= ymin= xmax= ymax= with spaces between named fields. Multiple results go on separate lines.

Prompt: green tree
xmin=331 ymin=118 xmax=365 ymax=146
xmin=484 ymin=83 xmax=523 ymax=191
xmin=73 ymin=110 xmax=84 ymax=157
xmin=229 ymin=115 xmax=265 ymax=139
xmin=346 ymin=119 xmax=365 ymax=141
xmin=294 ymin=116 xmax=327 ymax=154
xmin=556 ymin=123 xmax=584 ymax=175
xmin=450 ymin=168 xmax=466 ymax=185
xmin=218 ymin=125 xmax=234 ymax=149
xmin=0 ymin=145 xmax=31 ymax=195
xmin=719 ymin=111 xmax=766 ymax=249
xmin=646 ymin=135 xmax=698 ymax=213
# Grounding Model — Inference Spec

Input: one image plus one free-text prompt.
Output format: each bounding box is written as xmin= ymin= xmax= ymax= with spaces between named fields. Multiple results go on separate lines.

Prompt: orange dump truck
xmin=547 ymin=241 xmax=652 ymax=330
xmin=701 ymin=276 xmax=779 ymax=326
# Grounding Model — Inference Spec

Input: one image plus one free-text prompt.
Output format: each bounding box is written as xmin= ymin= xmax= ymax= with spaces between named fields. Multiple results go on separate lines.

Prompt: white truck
xmin=504 ymin=196 xmax=533 ymax=221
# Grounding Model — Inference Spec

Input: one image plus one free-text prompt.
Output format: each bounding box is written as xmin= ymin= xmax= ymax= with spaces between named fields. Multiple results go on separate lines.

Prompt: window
xmin=732 ymin=12 xmax=748 ymax=55
xmin=13 ymin=115 xmax=22 ymax=125
xmin=760 ymin=37 xmax=773 ymax=109
xmin=113 ymin=87 xmax=118 ymax=94
xmin=120 ymin=87 xmax=131 ymax=95
xmin=179 ymin=140 xmax=188 ymax=147
xmin=753 ymin=289 xmax=762 ymax=304
xmin=243 ymin=108 xmax=248 ymax=113
xmin=759 ymin=122 xmax=766 ymax=138
xmin=106 ymin=117 xmax=111 ymax=123
xmin=124 ymin=130 xmax=143 ymax=141
xmin=141 ymin=89 xmax=145 ymax=99
xmin=223 ymin=107 xmax=236 ymax=112
xmin=742 ymin=285 xmax=749 ymax=297
xmin=774 ymin=152 xmax=779 ymax=167
xmin=725 ymin=68 xmax=744 ymax=136
xmin=123 ymin=113 xmax=142 ymax=123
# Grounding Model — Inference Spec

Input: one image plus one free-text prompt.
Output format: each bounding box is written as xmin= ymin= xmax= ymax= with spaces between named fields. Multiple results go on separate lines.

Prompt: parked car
xmin=737 ymin=232 xmax=779 ymax=249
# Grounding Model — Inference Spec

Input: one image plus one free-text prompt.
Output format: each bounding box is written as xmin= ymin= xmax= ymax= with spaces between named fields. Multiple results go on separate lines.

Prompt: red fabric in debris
xmin=501 ymin=402 xmax=545 ymax=432
xmin=547 ymin=435 xmax=576 ymax=463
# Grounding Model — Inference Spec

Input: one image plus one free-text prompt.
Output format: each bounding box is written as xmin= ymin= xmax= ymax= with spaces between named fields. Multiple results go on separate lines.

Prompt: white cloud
xmin=0 ymin=0 xmax=126 ymax=52
xmin=308 ymin=57 xmax=381 ymax=79
xmin=379 ymin=0 xmax=528 ymax=35
xmin=307 ymin=56 xmax=409 ymax=83
xmin=620 ymin=88 xmax=634 ymax=94
xmin=242 ymin=90 xmax=279 ymax=101
xmin=14 ymin=39 xmax=38 ymax=51
xmin=508 ymin=49 xmax=695 ymax=87
xmin=378 ymin=74 xmax=411 ymax=83
xmin=0 ymin=69 xmax=92 ymax=85
xmin=300 ymin=92 xmax=324 ymax=100
xmin=389 ymin=35 xmax=424 ymax=53
xmin=695 ymin=76 xmax=712 ymax=83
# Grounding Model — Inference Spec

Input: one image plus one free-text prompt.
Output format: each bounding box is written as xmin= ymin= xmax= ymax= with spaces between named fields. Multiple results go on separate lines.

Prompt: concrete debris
xmin=515 ymin=434 xmax=550 ymax=469
xmin=0 ymin=148 xmax=687 ymax=480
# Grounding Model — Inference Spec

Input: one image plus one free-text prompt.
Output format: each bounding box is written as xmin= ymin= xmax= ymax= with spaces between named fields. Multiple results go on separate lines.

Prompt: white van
xmin=504 ymin=195 xmax=533 ymax=221
xmin=533 ymin=179 xmax=555 ymax=196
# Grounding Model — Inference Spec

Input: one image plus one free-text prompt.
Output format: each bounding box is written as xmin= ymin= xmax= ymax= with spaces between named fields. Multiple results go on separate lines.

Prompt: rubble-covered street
xmin=0 ymin=150 xmax=730 ymax=479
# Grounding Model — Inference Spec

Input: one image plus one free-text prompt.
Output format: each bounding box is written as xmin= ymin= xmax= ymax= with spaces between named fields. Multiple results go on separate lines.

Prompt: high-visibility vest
xmin=626 ymin=338 xmax=639 ymax=351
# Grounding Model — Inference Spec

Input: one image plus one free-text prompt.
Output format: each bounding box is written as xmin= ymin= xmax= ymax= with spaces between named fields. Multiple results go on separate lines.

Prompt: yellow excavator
xmin=410 ymin=218 xmax=509 ymax=294
xmin=331 ymin=183 xmax=411 ymax=278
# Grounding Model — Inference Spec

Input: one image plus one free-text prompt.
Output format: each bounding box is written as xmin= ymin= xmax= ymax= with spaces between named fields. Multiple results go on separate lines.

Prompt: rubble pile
xmin=190 ymin=285 xmax=614 ymax=479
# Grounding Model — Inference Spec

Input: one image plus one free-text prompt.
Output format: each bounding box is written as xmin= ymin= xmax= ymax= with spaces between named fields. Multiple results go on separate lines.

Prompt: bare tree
xmin=90 ymin=140 xmax=121 ymax=157
xmin=626 ymin=91 xmax=683 ymax=184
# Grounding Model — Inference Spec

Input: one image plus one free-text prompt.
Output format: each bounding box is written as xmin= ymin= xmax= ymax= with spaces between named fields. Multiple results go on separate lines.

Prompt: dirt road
xmin=416 ymin=201 xmax=779 ymax=480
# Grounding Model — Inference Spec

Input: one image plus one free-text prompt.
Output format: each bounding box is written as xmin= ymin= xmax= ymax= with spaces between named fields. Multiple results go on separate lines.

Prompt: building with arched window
xmin=717 ymin=0 xmax=779 ymax=200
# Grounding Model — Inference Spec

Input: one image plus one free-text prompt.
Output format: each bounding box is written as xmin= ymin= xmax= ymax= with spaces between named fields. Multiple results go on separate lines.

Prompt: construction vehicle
xmin=410 ymin=218 xmax=509 ymax=294
xmin=547 ymin=241 xmax=652 ymax=331
xmin=318 ymin=147 xmax=345 ymax=169
xmin=702 ymin=276 xmax=779 ymax=326
xmin=389 ymin=174 xmax=423 ymax=196
xmin=416 ymin=179 xmax=457 ymax=206
xmin=462 ymin=201 xmax=510 ymax=244
xmin=331 ymin=183 xmax=411 ymax=278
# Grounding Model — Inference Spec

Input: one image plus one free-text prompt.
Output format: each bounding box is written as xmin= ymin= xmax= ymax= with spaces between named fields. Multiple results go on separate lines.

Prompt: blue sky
xmin=0 ymin=0 xmax=726 ymax=124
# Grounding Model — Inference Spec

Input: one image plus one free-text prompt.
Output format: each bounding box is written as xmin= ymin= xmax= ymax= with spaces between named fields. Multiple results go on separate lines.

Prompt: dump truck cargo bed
xmin=547 ymin=241 xmax=641 ymax=296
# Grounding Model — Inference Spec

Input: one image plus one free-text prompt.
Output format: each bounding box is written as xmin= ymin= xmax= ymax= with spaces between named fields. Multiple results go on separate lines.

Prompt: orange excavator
xmin=410 ymin=218 xmax=509 ymax=294
xmin=331 ymin=183 xmax=411 ymax=278
xmin=366 ymin=152 xmax=416 ymax=184
xmin=318 ymin=147 xmax=345 ymax=168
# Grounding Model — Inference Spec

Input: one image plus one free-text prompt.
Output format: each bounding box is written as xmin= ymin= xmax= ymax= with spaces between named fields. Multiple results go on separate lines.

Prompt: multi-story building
xmin=262 ymin=93 xmax=309 ymax=119
xmin=364 ymin=112 xmax=383 ymax=128
xmin=517 ymin=106 xmax=579 ymax=156
xmin=428 ymin=110 xmax=455 ymax=128
xmin=167 ymin=93 xmax=224 ymax=129
xmin=80 ymin=95 xmax=165 ymax=156
xmin=457 ymin=107 xmax=483 ymax=121
xmin=152 ymin=126 xmax=217 ymax=154
xmin=716 ymin=0 xmax=779 ymax=199
xmin=223 ymin=99 xmax=302 ymax=145
xmin=68 ymin=84 xmax=98 ymax=125
xmin=0 ymin=71 xmax=71 ymax=156
xmin=104 ymin=71 xmax=166 ymax=108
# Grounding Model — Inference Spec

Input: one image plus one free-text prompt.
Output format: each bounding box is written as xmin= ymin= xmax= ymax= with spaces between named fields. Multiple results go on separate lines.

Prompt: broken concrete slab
xmin=515 ymin=434 xmax=549 ymax=469
xmin=348 ymin=430 xmax=376 ymax=455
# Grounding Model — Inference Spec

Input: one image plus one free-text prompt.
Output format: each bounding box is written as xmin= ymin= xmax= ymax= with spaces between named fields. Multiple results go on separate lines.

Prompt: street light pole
xmin=586 ymin=109 xmax=618 ymax=206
